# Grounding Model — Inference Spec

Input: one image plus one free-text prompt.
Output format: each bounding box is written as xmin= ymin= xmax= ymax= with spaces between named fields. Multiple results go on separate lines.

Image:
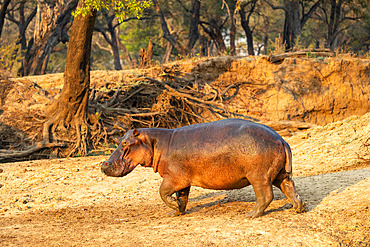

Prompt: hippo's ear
xmin=133 ymin=129 xmax=140 ymax=137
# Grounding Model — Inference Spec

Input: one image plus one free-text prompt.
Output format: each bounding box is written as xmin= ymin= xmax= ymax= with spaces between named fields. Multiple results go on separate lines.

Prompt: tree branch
xmin=264 ymin=0 xmax=287 ymax=12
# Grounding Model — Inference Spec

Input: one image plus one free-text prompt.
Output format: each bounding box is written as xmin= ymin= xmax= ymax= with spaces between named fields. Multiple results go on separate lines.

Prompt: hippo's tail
xmin=283 ymin=141 xmax=293 ymax=179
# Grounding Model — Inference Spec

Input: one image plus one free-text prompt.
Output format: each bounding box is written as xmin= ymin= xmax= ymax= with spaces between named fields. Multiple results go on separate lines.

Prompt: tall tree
xmin=199 ymin=0 xmax=228 ymax=55
xmin=315 ymin=0 xmax=366 ymax=50
xmin=6 ymin=1 xmax=37 ymax=74
xmin=0 ymin=0 xmax=11 ymax=38
xmin=43 ymin=0 xmax=151 ymax=155
xmin=7 ymin=0 xmax=77 ymax=76
xmin=200 ymin=18 xmax=228 ymax=54
xmin=43 ymin=0 xmax=96 ymax=155
xmin=153 ymin=0 xmax=201 ymax=56
xmin=24 ymin=0 xmax=77 ymax=75
xmin=265 ymin=0 xmax=321 ymax=51
xmin=223 ymin=0 xmax=237 ymax=55
xmin=239 ymin=0 xmax=258 ymax=55
xmin=94 ymin=10 xmax=123 ymax=70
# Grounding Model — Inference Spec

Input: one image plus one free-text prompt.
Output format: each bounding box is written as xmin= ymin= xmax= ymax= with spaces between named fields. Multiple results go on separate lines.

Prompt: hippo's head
xmin=101 ymin=129 xmax=153 ymax=177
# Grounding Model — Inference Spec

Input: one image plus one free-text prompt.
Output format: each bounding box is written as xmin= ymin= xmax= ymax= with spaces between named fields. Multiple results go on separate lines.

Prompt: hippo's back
xmin=164 ymin=119 xmax=285 ymax=167
xmin=169 ymin=118 xmax=283 ymax=151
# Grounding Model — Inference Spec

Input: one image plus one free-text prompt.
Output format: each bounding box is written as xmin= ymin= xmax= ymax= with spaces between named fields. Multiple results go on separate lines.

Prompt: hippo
xmin=101 ymin=119 xmax=304 ymax=218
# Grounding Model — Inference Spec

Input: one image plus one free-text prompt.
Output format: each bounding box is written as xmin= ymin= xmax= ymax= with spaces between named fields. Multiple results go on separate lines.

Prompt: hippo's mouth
xmin=119 ymin=158 xmax=136 ymax=176
xmin=119 ymin=147 xmax=134 ymax=176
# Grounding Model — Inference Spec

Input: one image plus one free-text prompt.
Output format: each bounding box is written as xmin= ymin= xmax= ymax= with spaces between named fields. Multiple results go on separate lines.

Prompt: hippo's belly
xmin=191 ymin=176 xmax=251 ymax=190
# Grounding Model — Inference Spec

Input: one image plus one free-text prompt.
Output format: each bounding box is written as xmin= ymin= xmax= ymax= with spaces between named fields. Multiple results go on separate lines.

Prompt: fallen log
xmin=0 ymin=142 xmax=65 ymax=162
xmin=260 ymin=120 xmax=317 ymax=132
xmin=269 ymin=49 xmax=335 ymax=63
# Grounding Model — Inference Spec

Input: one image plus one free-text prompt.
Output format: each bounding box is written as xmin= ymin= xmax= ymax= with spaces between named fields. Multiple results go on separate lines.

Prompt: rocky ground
xmin=0 ymin=113 xmax=369 ymax=246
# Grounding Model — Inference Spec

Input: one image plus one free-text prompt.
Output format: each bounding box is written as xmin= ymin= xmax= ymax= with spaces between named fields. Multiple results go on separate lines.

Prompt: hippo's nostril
xmin=101 ymin=161 xmax=111 ymax=172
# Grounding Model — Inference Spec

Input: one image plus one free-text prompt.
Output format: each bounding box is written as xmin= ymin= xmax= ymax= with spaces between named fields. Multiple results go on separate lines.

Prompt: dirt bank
xmin=8 ymin=56 xmax=370 ymax=128
xmin=14 ymin=55 xmax=370 ymax=125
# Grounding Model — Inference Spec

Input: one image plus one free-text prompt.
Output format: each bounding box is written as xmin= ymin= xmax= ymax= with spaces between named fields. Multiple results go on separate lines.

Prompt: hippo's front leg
xmin=159 ymin=178 xmax=190 ymax=215
xmin=159 ymin=178 xmax=179 ymax=211
xmin=176 ymin=186 xmax=190 ymax=213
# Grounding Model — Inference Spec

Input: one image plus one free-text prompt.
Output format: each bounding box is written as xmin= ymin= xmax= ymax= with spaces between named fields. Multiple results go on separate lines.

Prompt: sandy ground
xmin=1 ymin=115 xmax=369 ymax=246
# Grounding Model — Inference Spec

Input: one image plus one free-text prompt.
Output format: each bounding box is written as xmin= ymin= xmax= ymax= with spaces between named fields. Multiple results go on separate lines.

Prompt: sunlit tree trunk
xmin=43 ymin=0 xmax=96 ymax=155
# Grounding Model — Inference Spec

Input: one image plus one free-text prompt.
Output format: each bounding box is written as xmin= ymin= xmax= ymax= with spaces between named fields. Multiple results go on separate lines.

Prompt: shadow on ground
xmin=188 ymin=169 xmax=370 ymax=212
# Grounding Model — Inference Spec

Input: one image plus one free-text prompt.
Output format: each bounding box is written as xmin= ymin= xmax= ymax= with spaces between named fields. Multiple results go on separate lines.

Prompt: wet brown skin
xmin=101 ymin=119 xmax=304 ymax=218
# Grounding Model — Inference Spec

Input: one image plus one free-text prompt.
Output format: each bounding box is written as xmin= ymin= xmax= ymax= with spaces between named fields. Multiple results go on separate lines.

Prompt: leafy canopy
xmin=73 ymin=0 xmax=152 ymax=22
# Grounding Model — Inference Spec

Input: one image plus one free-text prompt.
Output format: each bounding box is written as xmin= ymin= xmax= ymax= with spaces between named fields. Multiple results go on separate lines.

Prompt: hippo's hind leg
xmin=159 ymin=178 xmax=190 ymax=215
xmin=273 ymin=172 xmax=304 ymax=213
xmin=246 ymin=180 xmax=274 ymax=218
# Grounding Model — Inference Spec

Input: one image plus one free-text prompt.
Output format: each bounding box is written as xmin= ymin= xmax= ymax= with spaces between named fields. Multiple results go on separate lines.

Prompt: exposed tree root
xmin=0 ymin=142 xmax=65 ymax=162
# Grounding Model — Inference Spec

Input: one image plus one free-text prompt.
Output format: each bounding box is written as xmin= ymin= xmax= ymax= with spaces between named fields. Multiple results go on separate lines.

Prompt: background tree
xmin=94 ymin=9 xmax=124 ymax=70
xmin=22 ymin=0 xmax=77 ymax=75
xmin=265 ymin=0 xmax=321 ymax=51
xmin=6 ymin=1 xmax=37 ymax=75
xmin=199 ymin=0 xmax=228 ymax=54
xmin=0 ymin=0 xmax=11 ymax=38
xmin=315 ymin=0 xmax=368 ymax=50
xmin=5 ymin=0 xmax=77 ymax=76
xmin=153 ymin=0 xmax=201 ymax=56
xmin=239 ymin=0 xmax=258 ymax=55
xmin=222 ymin=0 xmax=237 ymax=55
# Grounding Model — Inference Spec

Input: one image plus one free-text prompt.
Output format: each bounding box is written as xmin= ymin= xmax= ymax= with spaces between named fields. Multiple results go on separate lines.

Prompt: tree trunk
xmin=21 ymin=0 xmax=77 ymax=76
xmin=111 ymin=27 xmax=122 ymax=70
xmin=187 ymin=0 xmax=200 ymax=52
xmin=154 ymin=0 xmax=200 ymax=56
xmin=226 ymin=0 xmax=237 ymax=55
xmin=263 ymin=33 xmax=268 ymax=55
xmin=282 ymin=0 xmax=301 ymax=51
xmin=239 ymin=0 xmax=257 ymax=56
xmin=0 ymin=0 xmax=11 ymax=38
xmin=280 ymin=0 xmax=319 ymax=51
xmin=43 ymin=0 xmax=96 ymax=156
xmin=153 ymin=0 xmax=186 ymax=56
xmin=94 ymin=12 xmax=123 ymax=70
xmin=200 ymin=20 xmax=227 ymax=54
xmin=327 ymin=0 xmax=343 ymax=50
xmin=8 ymin=2 xmax=37 ymax=76
xmin=239 ymin=9 xmax=254 ymax=56
xmin=162 ymin=41 xmax=173 ymax=64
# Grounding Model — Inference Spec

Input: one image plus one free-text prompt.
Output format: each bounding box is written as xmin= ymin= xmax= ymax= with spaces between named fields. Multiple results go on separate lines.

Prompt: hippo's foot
xmin=167 ymin=210 xmax=183 ymax=217
xmin=245 ymin=210 xmax=263 ymax=219
xmin=292 ymin=199 xmax=305 ymax=213
xmin=288 ymin=194 xmax=305 ymax=213
xmin=274 ymin=177 xmax=305 ymax=214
